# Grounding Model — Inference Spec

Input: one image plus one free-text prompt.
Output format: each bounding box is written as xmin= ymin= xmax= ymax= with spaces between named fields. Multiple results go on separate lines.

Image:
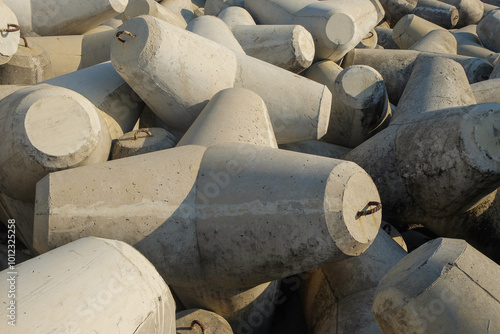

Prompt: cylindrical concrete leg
xmin=123 ymin=0 xmax=188 ymax=28
xmin=392 ymin=14 xmax=444 ymax=49
xmin=0 ymin=40 xmax=53 ymax=84
xmin=244 ymin=0 xmax=384 ymax=61
xmin=372 ymin=238 xmax=500 ymax=334
xmin=409 ymin=29 xmax=458 ymax=54
xmin=300 ymin=230 xmax=407 ymax=333
xmin=111 ymin=15 xmax=331 ymax=144
xmin=232 ymin=25 xmax=315 ymax=73
xmin=218 ymin=6 xmax=256 ymax=29
xmin=0 ymin=0 xmax=20 ymax=65
xmin=411 ymin=0 xmax=459 ymax=28
xmin=395 ymin=56 xmax=476 ymax=121
xmin=42 ymin=61 xmax=144 ymax=135
xmin=477 ymin=9 xmax=500 ymax=53
xmin=378 ymin=0 xmax=418 ymax=26
xmin=440 ymin=0 xmax=484 ymax=27
xmin=111 ymin=127 xmax=177 ymax=159
xmin=0 ymin=237 xmax=176 ymax=333
xmin=186 ymin=15 xmax=245 ymax=54
xmin=26 ymin=29 xmax=115 ymax=77
xmin=4 ymin=0 xmax=128 ymax=36
xmin=452 ymin=25 xmax=500 ymax=64
xmin=0 ymin=85 xmax=111 ymax=203
xmin=176 ymin=309 xmax=233 ymax=334
xmin=177 ymin=88 xmax=277 ymax=148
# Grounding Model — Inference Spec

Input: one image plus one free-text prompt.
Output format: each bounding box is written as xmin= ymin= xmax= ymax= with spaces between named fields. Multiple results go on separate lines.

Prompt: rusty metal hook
xmin=134 ymin=129 xmax=153 ymax=140
xmin=116 ymin=30 xmax=135 ymax=43
xmin=190 ymin=320 xmax=205 ymax=333
xmin=1 ymin=23 xmax=20 ymax=33
xmin=20 ymin=36 xmax=28 ymax=47
xmin=357 ymin=201 xmax=382 ymax=218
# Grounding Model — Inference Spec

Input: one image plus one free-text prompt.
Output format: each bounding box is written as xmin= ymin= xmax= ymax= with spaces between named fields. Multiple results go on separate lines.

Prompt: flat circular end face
xmin=450 ymin=7 xmax=459 ymax=27
xmin=325 ymin=13 xmax=355 ymax=47
xmin=110 ymin=0 xmax=129 ymax=13
xmin=23 ymin=93 xmax=101 ymax=167
xmin=317 ymin=85 xmax=332 ymax=139
xmin=0 ymin=4 xmax=21 ymax=63
xmin=293 ymin=25 xmax=315 ymax=66
xmin=324 ymin=164 xmax=381 ymax=256
xmin=176 ymin=309 xmax=232 ymax=334
xmin=336 ymin=65 xmax=385 ymax=108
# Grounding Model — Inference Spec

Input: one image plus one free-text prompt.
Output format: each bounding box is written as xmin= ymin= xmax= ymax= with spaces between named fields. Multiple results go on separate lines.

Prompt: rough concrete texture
xmin=3 ymin=0 xmax=128 ymax=36
xmin=123 ymin=0 xmax=188 ymax=28
xmin=186 ymin=15 xmax=246 ymax=54
xmin=34 ymin=143 xmax=380 ymax=286
xmin=112 ymin=127 xmax=177 ymax=159
xmin=0 ymin=0 xmax=20 ymax=65
xmin=452 ymin=24 xmax=500 ymax=64
xmin=300 ymin=230 xmax=406 ymax=333
xmin=491 ymin=60 xmax=500 ymax=78
xmin=244 ymin=0 xmax=385 ymax=61
xmin=0 ymin=237 xmax=176 ymax=333
xmin=176 ymin=309 xmax=233 ymax=334
xmin=342 ymin=48 xmax=492 ymax=104
xmin=218 ymin=6 xmax=256 ymax=29
xmin=0 ymin=40 xmax=53 ymax=85
xmin=279 ymin=140 xmax=351 ymax=159
xmin=477 ymin=8 xmax=500 ymax=52
xmin=0 ymin=84 xmax=112 ymax=203
xmin=409 ymin=29 xmax=458 ymax=54
xmin=26 ymin=29 xmax=115 ymax=78
xmin=205 ymin=0 xmax=245 ymax=15
xmin=412 ymin=0 xmax=459 ymax=28
xmin=372 ymin=238 xmax=500 ymax=333
xmin=177 ymin=88 xmax=277 ymax=148
xmin=232 ymin=24 xmax=315 ymax=73
xmin=41 ymin=61 xmax=144 ymax=135
xmin=111 ymin=15 xmax=331 ymax=144
xmin=392 ymin=14 xmax=444 ymax=49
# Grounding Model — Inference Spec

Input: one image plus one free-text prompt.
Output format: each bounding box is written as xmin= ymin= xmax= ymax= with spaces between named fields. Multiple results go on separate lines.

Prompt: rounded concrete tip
xmin=18 ymin=86 xmax=103 ymax=168
xmin=325 ymin=13 xmax=355 ymax=47
xmin=324 ymin=162 xmax=381 ymax=256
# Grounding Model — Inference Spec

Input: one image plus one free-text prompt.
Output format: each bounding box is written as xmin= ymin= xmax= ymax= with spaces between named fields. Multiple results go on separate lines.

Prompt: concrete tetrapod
xmin=25 ymin=29 xmax=116 ymax=78
xmin=0 ymin=0 xmax=20 ymax=65
xmin=0 ymin=84 xmax=112 ymax=203
xmin=110 ymin=15 xmax=331 ymax=144
xmin=231 ymin=24 xmax=315 ymax=73
xmin=377 ymin=0 xmax=417 ymax=25
xmin=300 ymin=230 xmax=407 ymax=334
xmin=440 ymin=0 xmax=484 ymax=27
xmin=3 ymin=0 xmax=128 ymax=36
xmin=372 ymin=238 xmax=500 ymax=333
xmin=411 ymin=0 xmax=459 ymax=28
xmin=186 ymin=15 xmax=246 ymax=54
xmin=41 ymin=61 xmax=144 ymax=136
xmin=392 ymin=14 xmax=444 ymax=49
xmin=244 ymin=0 xmax=385 ymax=61
xmin=342 ymin=48 xmax=492 ymax=104
xmin=0 ymin=237 xmax=176 ymax=333
xmin=176 ymin=309 xmax=233 ymax=334
xmin=409 ymin=29 xmax=458 ymax=54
